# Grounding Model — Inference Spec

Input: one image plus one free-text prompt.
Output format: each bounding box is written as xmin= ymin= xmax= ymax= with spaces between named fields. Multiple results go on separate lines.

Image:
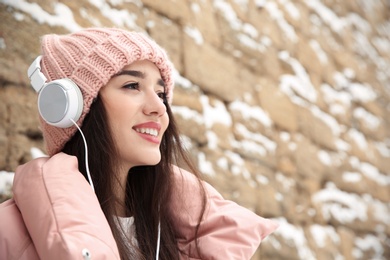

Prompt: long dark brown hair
xmin=62 ymin=95 xmax=206 ymax=259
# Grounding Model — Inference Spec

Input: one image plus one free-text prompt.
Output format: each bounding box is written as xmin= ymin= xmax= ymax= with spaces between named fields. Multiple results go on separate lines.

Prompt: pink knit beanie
xmin=39 ymin=28 xmax=174 ymax=156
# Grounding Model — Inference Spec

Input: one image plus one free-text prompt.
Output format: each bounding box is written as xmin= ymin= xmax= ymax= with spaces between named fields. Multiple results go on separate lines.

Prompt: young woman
xmin=0 ymin=28 xmax=278 ymax=260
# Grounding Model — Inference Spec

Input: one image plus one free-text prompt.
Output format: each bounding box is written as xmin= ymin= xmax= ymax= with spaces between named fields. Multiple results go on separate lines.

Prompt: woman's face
xmin=100 ymin=60 xmax=169 ymax=170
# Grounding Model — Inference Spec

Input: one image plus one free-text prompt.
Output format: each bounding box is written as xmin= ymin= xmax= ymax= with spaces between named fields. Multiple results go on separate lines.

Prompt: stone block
xmin=259 ymin=78 xmax=299 ymax=132
xmin=294 ymin=137 xmax=326 ymax=181
xmin=298 ymin=106 xmax=338 ymax=151
xmin=182 ymin=35 xmax=247 ymax=102
xmin=146 ymin=10 xmax=183 ymax=73
xmin=141 ymin=0 xmax=191 ymax=24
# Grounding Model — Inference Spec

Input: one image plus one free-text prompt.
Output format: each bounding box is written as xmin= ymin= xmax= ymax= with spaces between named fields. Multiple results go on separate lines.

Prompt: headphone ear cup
xmin=38 ymin=78 xmax=83 ymax=128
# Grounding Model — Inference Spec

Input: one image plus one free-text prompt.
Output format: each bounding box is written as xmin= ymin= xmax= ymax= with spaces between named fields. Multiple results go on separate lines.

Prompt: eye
xmin=123 ymin=82 xmax=139 ymax=90
xmin=157 ymin=91 xmax=167 ymax=102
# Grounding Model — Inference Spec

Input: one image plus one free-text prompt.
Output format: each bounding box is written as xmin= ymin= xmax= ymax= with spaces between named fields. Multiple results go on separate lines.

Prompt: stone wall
xmin=0 ymin=0 xmax=389 ymax=259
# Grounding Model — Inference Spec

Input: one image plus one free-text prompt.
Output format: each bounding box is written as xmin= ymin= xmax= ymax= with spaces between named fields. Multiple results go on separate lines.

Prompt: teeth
xmin=135 ymin=128 xmax=158 ymax=137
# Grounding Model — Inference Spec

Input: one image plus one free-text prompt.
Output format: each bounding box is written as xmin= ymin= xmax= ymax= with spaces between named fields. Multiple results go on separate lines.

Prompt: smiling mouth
xmin=134 ymin=127 xmax=159 ymax=137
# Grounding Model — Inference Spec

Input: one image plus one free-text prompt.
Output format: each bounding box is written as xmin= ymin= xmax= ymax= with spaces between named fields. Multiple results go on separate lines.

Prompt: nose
xmin=143 ymin=89 xmax=166 ymax=116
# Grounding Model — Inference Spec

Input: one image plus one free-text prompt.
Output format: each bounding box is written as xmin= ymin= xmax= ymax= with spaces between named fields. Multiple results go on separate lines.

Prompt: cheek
xmin=104 ymin=103 xmax=131 ymax=139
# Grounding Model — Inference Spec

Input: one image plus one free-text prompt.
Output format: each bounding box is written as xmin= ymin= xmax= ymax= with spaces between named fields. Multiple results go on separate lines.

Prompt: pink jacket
xmin=0 ymin=153 xmax=278 ymax=259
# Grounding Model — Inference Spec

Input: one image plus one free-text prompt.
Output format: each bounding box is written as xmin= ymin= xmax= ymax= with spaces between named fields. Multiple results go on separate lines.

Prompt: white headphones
xmin=28 ymin=56 xmax=83 ymax=128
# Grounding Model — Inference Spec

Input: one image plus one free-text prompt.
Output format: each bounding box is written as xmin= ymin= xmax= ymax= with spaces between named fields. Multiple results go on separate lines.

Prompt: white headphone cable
xmin=156 ymin=219 xmax=161 ymax=260
xmin=71 ymin=119 xmax=95 ymax=193
xmin=71 ymin=119 xmax=160 ymax=258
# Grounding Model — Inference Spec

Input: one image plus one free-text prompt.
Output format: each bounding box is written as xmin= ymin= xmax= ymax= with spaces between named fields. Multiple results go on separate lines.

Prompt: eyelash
xmin=123 ymin=82 xmax=167 ymax=102
xmin=157 ymin=92 xmax=167 ymax=102
xmin=123 ymin=82 xmax=139 ymax=90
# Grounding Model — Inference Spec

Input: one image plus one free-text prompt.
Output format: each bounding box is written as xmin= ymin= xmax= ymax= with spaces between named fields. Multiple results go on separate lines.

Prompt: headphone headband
xmin=28 ymin=56 xmax=47 ymax=93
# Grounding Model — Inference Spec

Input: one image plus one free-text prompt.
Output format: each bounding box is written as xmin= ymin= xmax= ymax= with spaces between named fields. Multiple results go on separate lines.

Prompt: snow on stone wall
xmin=0 ymin=0 xmax=389 ymax=259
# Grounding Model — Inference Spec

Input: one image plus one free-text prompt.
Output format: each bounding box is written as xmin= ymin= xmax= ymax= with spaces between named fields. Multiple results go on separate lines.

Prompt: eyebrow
xmin=114 ymin=70 xmax=166 ymax=88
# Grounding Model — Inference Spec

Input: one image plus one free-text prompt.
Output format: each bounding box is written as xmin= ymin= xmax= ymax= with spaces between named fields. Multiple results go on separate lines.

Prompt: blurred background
xmin=0 ymin=0 xmax=389 ymax=259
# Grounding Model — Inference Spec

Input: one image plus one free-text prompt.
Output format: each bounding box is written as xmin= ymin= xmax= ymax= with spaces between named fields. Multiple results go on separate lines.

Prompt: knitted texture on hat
xmin=39 ymin=28 xmax=174 ymax=156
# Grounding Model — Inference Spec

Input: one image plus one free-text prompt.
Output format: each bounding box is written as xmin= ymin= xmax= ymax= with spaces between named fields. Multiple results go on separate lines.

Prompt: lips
xmin=133 ymin=122 xmax=162 ymax=143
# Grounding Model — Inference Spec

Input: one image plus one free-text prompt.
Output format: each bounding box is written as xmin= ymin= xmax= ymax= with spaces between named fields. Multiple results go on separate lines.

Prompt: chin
xmin=136 ymin=156 xmax=162 ymax=167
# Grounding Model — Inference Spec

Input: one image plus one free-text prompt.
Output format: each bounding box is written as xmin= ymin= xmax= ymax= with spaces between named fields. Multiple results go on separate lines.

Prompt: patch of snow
xmin=343 ymin=68 xmax=356 ymax=79
xmin=224 ymin=151 xmax=251 ymax=179
xmin=342 ymin=172 xmax=362 ymax=183
xmin=353 ymin=107 xmax=381 ymax=130
xmin=310 ymin=224 xmax=340 ymax=248
xmin=335 ymin=138 xmax=350 ymax=152
xmin=348 ymin=83 xmax=377 ymax=103
xmin=275 ymin=192 xmax=283 ymax=201
xmin=312 ymin=182 xmax=368 ymax=223
xmin=318 ymin=150 xmax=347 ymax=167
xmin=145 ymin=20 xmax=155 ymax=28
xmin=280 ymin=131 xmax=291 ymax=142
xmin=87 ymin=0 xmax=139 ymax=30
xmin=206 ymin=130 xmax=218 ymax=149
xmin=162 ymin=17 xmax=173 ymax=26
xmin=254 ymin=0 xmax=266 ymax=8
xmin=329 ymin=104 xmax=346 ymax=116
xmin=235 ymin=123 xmax=277 ymax=153
xmin=372 ymin=36 xmax=390 ymax=54
xmin=256 ymin=174 xmax=269 ymax=185
xmin=200 ymin=96 xmax=232 ymax=128
xmin=232 ymin=0 xmax=249 ymax=11
xmin=108 ymin=0 xmax=143 ymax=7
xmin=198 ymin=152 xmax=215 ymax=176
xmin=279 ymin=51 xmax=317 ymax=103
xmin=304 ymin=0 xmax=347 ymax=33
xmin=213 ymin=0 xmax=267 ymax=52
xmin=236 ymin=33 xmax=266 ymax=52
xmin=357 ymin=0 xmax=381 ymax=14
xmin=230 ymin=138 xmax=266 ymax=157
xmin=273 ymin=218 xmax=316 ymax=259
xmin=347 ymin=128 xmax=368 ymax=150
xmin=216 ymin=157 xmax=229 ymax=170
xmin=213 ymin=0 xmax=241 ymax=31
xmin=310 ymin=106 xmax=342 ymax=136
xmin=229 ymin=100 xmax=272 ymax=127
xmin=359 ymin=161 xmax=390 ymax=186
xmin=261 ymin=36 xmax=272 ymax=47
xmin=171 ymin=106 xmax=204 ymax=124
xmin=362 ymin=194 xmax=390 ymax=225
xmin=265 ymin=2 xmax=298 ymax=42
xmin=179 ymin=135 xmax=193 ymax=150
xmin=320 ymin=83 xmax=351 ymax=115
xmin=3 ymin=0 xmax=82 ymax=32
xmin=276 ymin=172 xmax=295 ymax=191
xmin=354 ymin=234 xmax=384 ymax=259
xmin=309 ymin=39 xmax=328 ymax=64
xmin=352 ymin=30 xmax=387 ymax=73
xmin=190 ymin=2 xmax=201 ymax=13
xmin=266 ymin=235 xmax=282 ymax=250
xmin=14 ymin=12 xmax=25 ymax=21
xmin=0 ymin=38 xmax=6 ymax=50
xmin=184 ymin=26 xmax=204 ymax=45
xmin=318 ymin=150 xmax=332 ymax=166
xmin=288 ymin=142 xmax=297 ymax=151
xmin=30 ymin=147 xmax=47 ymax=159
xmin=79 ymin=8 xmax=102 ymax=27
xmin=242 ymin=23 xmax=258 ymax=38
xmin=374 ymin=142 xmax=390 ymax=157
xmin=0 ymin=171 xmax=14 ymax=195
xmin=278 ymin=0 xmax=300 ymax=20
xmin=173 ymin=69 xmax=195 ymax=89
